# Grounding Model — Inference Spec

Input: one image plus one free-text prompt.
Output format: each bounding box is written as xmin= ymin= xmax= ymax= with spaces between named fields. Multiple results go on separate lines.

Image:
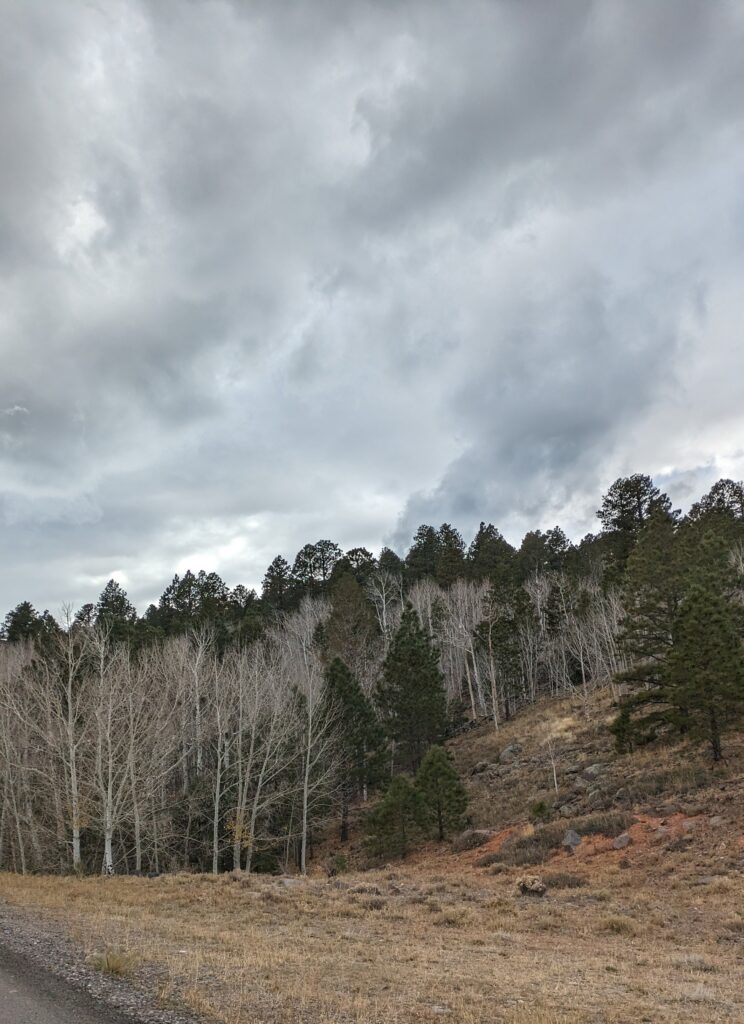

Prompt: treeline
xmin=0 ymin=474 xmax=743 ymax=876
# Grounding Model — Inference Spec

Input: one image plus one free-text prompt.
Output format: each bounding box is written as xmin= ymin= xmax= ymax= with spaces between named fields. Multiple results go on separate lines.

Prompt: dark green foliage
xmin=516 ymin=527 xmax=571 ymax=580
xmin=261 ymin=555 xmax=295 ymax=612
xmin=377 ymin=604 xmax=448 ymax=771
xmin=614 ymin=523 xmax=744 ymax=761
xmin=688 ymin=478 xmax=744 ymax=524
xmin=324 ymin=573 xmax=379 ymax=679
xmin=95 ymin=579 xmax=137 ymax=641
xmin=664 ymin=583 xmax=744 ymax=760
xmin=292 ymin=540 xmax=343 ymax=595
xmin=405 ymin=525 xmax=440 ymax=582
xmin=415 ymin=745 xmax=468 ymax=841
xmin=618 ymin=507 xmax=683 ymax=684
xmin=331 ymin=547 xmax=377 ymax=586
xmin=324 ymin=658 xmax=386 ymax=840
xmin=435 ymin=524 xmax=467 ymax=587
xmin=2 ymin=601 xmax=46 ymax=642
xmin=597 ymin=473 xmax=676 ymax=575
xmin=466 ymin=522 xmax=516 ymax=585
xmin=365 ymin=776 xmax=426 ymax=860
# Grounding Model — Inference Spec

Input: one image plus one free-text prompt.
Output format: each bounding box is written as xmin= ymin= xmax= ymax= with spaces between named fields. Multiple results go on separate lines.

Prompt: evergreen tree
xmin=415 ymin=745 xmax=468 ymax=840
xmin=95 ymin=579 xmax=137 ymax=640
xmin=516 ymin=527 xmax=570 ymax=581
xmin=664 ymin=583 xmax=744 ymax=761
xmin=688 ymin=478 xmax=744 ymax=523
xmin=1 ymin=601 xmax=45 ymax=642
xmin=332 ymin=547 xmax=377 ymax=586
xmin=378 ymin=546 xmax=405 ymax=577
xmin=613 ymin=529 xmax=744 ymax=759
xmin=324 ymin=573 xmax=379 ymax=681
xmin=597 ymin=473 xmax=675 ymax=574
xmin=618 ymin=507 xmax=683 ymax=686
xmin=405 ymin=525 xmax=440 ymax=582
xmin=365 ymin=775 xmax=426 ymax=860
xmin=377 ymin=604 xmax=448 ymax=771
xmin=325 ymin=658 xmax=386 ymax=841
xmin=466 ymin=522 xmax=516 ymax=585
xmin=261 ymin=555 xmax=295 ymax=612
xmin=435 ymin=523 xmax=466 ymax=587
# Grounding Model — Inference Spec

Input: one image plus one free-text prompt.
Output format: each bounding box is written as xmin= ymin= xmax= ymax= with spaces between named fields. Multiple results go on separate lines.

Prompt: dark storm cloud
xmin=1 ymin=0 xmax=743 ymax=613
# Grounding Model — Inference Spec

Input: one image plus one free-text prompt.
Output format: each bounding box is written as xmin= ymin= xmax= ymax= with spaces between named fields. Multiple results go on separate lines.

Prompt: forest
xmin=1 ymin=473 xmax=743 ymax=877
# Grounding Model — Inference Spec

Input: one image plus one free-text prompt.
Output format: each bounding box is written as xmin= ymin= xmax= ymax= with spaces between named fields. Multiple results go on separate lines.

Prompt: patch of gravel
xmin=0 ymin=899 xmax=203 ymax=1024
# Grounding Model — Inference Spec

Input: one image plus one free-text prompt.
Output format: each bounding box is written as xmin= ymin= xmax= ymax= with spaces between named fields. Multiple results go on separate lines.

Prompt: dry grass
xmin=3 ymin=692 xmax=744 ymax=1023
xmin=2 ymin=854 xmax=744 ymax=1024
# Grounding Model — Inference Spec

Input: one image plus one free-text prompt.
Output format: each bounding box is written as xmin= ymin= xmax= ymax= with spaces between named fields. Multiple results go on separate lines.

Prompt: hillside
xmin=2 ymin=690 xmax=744 ymax=1024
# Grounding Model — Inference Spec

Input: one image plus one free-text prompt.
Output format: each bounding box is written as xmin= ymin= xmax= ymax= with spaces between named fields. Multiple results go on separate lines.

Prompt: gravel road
xmin=0 ymin=899 xmax=202 ymax=1024
xmin=0 ymin=945 xmax=133 ymax=1023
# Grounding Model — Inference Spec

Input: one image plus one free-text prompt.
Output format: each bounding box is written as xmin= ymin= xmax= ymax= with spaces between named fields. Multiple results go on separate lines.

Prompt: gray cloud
xmin=1 ymin=0 xmax=743 ymax=613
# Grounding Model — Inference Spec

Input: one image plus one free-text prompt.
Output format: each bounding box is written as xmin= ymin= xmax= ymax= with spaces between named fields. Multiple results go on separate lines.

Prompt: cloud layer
xmin=2 ymin=0 xmax=744 ymax=613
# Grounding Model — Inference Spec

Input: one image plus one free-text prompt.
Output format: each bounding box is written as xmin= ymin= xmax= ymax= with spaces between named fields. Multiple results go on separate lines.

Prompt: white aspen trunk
xmin=300 ymin=705 xmax=312 ymax=875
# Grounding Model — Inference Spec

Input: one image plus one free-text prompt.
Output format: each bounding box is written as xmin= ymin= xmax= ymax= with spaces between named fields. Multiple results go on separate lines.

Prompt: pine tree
xmin=377 ymin=604 xmax=448 ymax=771
xmin=261 ymin=555 xmax=295 ymax=612
xmin=597 ymin=474 xmax=676 ymax=576
xmin=95 ymin=579 xmax=137 ymax=640
xmin=665 ymin=583 xmax=744 ymax=761
xmin=613 ymin=528 xmax=744 ymax=759
xmin=415 ymin=745 xmax=468 ymax=840
xmin=365 ymin=775 xmax=426 ymax=859
xmin=435 ymin=523 xmax=466 ymax=587
xmin=618 ymin=507 xmax=683 ymax=685
xmin=405 ymin=525 xmax=440 ymax=582
xmin=466 ymin=522 xmax=516 ymax=585
xmin=325 ymin=657 xmax=386 ymax=841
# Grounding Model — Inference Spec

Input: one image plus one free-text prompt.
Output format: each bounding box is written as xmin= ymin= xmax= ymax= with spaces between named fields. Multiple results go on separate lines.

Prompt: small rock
xmin=582 ymin=763 xmax=605 ymax=781
xmin=682 ymin=819 xmax=700 ymax=832
xmin=559 ymin=804 xmax=576 ymax=818
xmin=709 ymin=815 xmax=725 ymax=827
xmin=470 ymin=760 xmax=491 ymax=776
xmin=612 ymin=833 xmax=632 ymax=850
xmin=562 ymin=829 xmax=582 ymax=849
xmin=573 ymin=776 xmax=590 ymax=791
xmin=516 ymin=875 xmax=547 ymax=897
xmin=564 ymin=764 xmax=583 ymax=776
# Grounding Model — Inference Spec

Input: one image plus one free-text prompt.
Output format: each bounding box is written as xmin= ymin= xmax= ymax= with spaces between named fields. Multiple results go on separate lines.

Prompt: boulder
xmin=559 ymin=804 xmax=577 ymax=818
xmin=612 ymin=833 xmax=632 ymax=850
xmin=499 ymin=743 xmax=523 ymax=765
xmin=562 ymin=829 xmax=582 ymax=850
xmin=470 ymin=761 xmax=491 ymax=776
xmin=451 ymin=829 xmax=493 ymax=853
xmin=581 ymin=763 xmax=605 ymax=782
xmin=516 ymin=875 xmax=547 ymax=897
xmin=586 ymin=789 xmax=607 ymax=810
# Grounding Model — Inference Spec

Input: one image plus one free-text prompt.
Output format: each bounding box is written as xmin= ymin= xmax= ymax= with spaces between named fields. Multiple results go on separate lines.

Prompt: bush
xmin=529 ymin=800 xmax=551 ymax=822
xmin=543 ymin=871 xmax=587 ymax=889
xmin=365 ymin=776 xmax=427 ymax=860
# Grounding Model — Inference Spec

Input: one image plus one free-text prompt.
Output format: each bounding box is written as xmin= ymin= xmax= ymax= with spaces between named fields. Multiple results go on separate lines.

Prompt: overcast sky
xmin=1 ymin=0 xmax=743 ymax=615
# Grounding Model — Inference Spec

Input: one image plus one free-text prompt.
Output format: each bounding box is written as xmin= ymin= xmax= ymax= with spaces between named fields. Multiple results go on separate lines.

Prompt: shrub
xmin=543 ymin=872 xmax=587 ymax=889
xmin=90 ymin=949 xmax=137 ymax=976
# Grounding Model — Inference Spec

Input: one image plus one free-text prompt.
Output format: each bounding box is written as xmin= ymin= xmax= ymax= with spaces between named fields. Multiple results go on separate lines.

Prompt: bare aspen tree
xmin=274 ymin=598 xmax=337 ymax=874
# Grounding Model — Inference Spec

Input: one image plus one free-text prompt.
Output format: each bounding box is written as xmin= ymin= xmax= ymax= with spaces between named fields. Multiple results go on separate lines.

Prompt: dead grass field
xmin=2 ymin=839 xmax=744 ymax=1024
xmin=3 ymin=695 xmax=744 ymax=1023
